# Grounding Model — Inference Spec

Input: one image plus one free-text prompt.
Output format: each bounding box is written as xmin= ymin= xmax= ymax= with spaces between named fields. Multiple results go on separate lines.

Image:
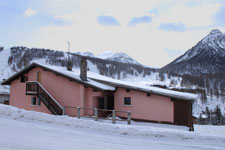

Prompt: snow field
xmin=0 ymin=104 xmax=225 ymax=150
xmin=0 ymin=104 xmax=225 ymax=140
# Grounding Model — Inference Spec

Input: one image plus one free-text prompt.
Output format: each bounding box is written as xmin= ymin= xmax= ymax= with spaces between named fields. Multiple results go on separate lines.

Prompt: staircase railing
xmin=26 ymin=81 xmax=63 ymax=115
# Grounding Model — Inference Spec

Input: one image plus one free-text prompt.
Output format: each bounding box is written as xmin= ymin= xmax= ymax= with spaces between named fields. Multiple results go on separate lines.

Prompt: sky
xmin=0 ymin=0 xmax=225 ymax=68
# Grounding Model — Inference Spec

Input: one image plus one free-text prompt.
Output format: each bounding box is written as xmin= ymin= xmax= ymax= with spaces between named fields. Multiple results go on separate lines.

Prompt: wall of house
xmin=10 ymin=79 xmax=51 ymax=114
xmin=114 ymin=88 xmax=174 ymax=123
xmin=9 ymin=67 xmax=105 ymax=116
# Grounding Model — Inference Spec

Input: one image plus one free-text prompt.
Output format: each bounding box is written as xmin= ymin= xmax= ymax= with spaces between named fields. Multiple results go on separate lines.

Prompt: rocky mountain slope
xmin=162 ymin=29 xmax=225 ymax=75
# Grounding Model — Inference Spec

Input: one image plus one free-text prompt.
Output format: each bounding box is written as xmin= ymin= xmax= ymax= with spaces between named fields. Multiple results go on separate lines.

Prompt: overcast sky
xmin=0 ymin=0 xmax=225 ymax=67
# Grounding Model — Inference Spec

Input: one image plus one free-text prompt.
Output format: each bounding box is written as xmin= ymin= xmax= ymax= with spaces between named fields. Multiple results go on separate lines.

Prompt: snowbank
xmin=0 ymin=104 xmax=224 ymax=141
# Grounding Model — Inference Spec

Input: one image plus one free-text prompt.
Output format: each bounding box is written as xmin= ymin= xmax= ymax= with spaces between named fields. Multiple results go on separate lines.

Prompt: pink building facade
xmin=2 ymin=61 xmax=195 ymax=129
xmin=115 ymin=88 xmax=174 ymax=123
xmin=9 ymin=66 xmax=110 ymax=116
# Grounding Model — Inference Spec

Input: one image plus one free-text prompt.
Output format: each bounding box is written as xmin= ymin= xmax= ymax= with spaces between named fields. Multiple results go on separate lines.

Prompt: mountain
xmin=162 ymin=29 xmax=225 ymax=75
xmin=159 ymin=29 xmax=225 ymax=120
xmin=97 ymin=51 xmax=141 ymax=65
xmin=74 ymin=51 xmax=95 ymax=57
xmin=73 ymin=50 xmax=141 ymax=66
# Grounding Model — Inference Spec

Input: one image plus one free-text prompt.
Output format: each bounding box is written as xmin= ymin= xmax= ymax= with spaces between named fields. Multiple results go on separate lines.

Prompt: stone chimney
xmin=80 ymin=57 xmax=87 ymax=81
xmin=67 ymin=60 xmax=73 ymax=71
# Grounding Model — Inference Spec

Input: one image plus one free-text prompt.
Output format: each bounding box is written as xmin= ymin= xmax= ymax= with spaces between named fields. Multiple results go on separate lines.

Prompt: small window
xmin=124 ymin=97 xmax=131 ymax=105
xmin=31 ymin=97 xmax=36 ymax=105
xmin=31 ymin=97 xmax=41 ymax=106
xmin=20 ymin=75 xmax=28 ymax=83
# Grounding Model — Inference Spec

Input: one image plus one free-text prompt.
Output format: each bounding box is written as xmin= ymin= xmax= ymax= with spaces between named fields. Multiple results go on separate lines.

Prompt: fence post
xmin=62 ymin=106 xmax=65 ymax=115
xmin=112 ymin=110 xmax=116 ymax=124
xmin=127 ymin=111 xmax=131 ymax=125
xmin=94 ymin=108 xmax=98 ymax=121
xmin=77 ymin=107 xmax=80 ymax=119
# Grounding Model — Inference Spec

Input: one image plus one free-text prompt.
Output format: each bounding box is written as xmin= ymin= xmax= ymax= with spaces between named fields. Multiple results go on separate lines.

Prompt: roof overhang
xmin=89 ymin=78 xmax=196 ymax=101
xmin=1 ymin=63 xmax=115 ymax=92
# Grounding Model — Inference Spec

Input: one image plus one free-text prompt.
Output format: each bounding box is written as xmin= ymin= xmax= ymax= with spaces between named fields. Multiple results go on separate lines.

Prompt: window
xmin=124 ymin=97 xmax=131 ymax=105
xmin=31 ymin=97 xmax=41 ymax=106
xmin=20 ymin=75 xmax=28 ymax=83
xmin=31 ymin=97 xmax=36 ymax=105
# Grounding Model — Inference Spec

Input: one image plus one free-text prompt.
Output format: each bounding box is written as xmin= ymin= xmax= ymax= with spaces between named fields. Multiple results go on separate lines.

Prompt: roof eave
xmin=1 ymin=63 xmax=37 ymax=85
xmin=1 ymin=62 xmax=115 ymax=92
xmin=89 ymin=78 xmax=196 ymax=101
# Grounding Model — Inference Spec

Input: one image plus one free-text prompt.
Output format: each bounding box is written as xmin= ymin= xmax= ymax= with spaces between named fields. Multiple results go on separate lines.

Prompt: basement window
xmin=20 ymin=75 xmax=28 ymax=83
xmin=31 ymin=97 xmax=41 ymax=106
xmin=124 ymin=97 xmax=131 ymax=105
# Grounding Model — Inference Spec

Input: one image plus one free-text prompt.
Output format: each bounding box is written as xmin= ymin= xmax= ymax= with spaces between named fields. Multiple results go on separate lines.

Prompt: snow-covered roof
xmin=87 ymin=72 xmax=196 ymax=101
xmin=1 ymin=62 xmax=115 ymax=91
xmin=193 ymin=114 xmax=207 ymax=119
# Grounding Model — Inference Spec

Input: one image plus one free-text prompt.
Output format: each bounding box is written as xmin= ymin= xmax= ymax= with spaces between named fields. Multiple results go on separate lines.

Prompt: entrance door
xmin=98 ymin=96 xmax=114 ymax=110
xmin=97 ymin=96 xmax=114 ymax=117
xmin=37 ymin=71 xmax=41 ymax=83
xmin=173 ymin=99 xmax=191 ymax=126
xmin=98 ymin=97 xmax=105 ymax=109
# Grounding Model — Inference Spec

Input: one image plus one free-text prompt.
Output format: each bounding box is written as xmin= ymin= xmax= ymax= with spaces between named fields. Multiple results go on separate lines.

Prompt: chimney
xmin=80 ymin=57 xmax=87 ymax=81
xmin=67 ymin=60 xmax=73 ymax=71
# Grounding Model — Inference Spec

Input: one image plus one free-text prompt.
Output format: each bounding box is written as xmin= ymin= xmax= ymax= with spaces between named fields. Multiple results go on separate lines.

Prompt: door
xmin=98 ymin=96 xmax=114 ymax=110
xmin=37 ymin=71 xmax=41 ymax=83
xmin=173 ymin=99 xmax=191 ymax=126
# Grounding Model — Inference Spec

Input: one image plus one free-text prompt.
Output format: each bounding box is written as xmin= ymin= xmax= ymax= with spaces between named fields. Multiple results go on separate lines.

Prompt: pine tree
xmin=198 ymin=114 xmax=203 ymax=125
xmin=205 ymin=107 xmax=210 ymax=124
xmin=213 ymin=105 xmax=222 ymax=125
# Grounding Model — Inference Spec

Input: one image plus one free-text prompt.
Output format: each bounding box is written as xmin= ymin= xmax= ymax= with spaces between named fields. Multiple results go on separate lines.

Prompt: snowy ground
xmin=0 ymin=104 xmax=225 ymax=150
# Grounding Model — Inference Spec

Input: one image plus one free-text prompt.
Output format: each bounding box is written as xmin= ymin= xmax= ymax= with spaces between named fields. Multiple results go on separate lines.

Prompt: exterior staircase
xmin=26 ymin=81 xmax=63 ymax=115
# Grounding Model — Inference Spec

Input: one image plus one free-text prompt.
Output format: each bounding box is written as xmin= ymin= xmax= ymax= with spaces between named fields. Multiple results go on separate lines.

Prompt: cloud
xmin=52 ymin=16 xmax=73 ymax=26
xmin=97 ymin=16 xmax=120 ymax=26
xmin=214 ymin=4 xmax=225 ymax=26
xmin=155 ymin=2 xmax=220 ymax=29
xmin=159 ymin=23 xmax=186 ymax=32
xmin=128 ymin=16 xmax=152 ymax=26
xmin=24 ymin=8 xmax=37 ymax=17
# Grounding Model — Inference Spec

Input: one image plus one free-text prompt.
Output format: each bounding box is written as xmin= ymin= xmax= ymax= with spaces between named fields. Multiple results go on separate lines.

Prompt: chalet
xmin=1 ymin=58 xmax=196 ymax=130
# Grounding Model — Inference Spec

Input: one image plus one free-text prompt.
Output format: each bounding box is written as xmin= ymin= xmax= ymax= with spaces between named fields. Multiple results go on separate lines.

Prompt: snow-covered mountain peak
xmin=97 ymin=51 xmax=141 ymax=65
xmin=97 ymin=50 xmax=115 ymax=59
xmin=209 ymin=29 xmax=223 ymax=35
xmin=202 ymin=29 xmax=225 ymax=48
xmin=74 ymin=51 xmax=95 ymax=57
xmin=73 ymin=50 xmax=141 ymax=65
xmin=162 ymin=29 xmax=225 ymax=75
xmin=172 ymin=29 xmax=225 ymax=64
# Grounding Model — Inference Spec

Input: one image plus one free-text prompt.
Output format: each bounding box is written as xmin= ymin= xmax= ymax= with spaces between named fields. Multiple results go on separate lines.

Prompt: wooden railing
xmin=63 ymin=106 xmax=132 ymax=125
xmin=26 ymin=81 xmax=63 ymax=115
